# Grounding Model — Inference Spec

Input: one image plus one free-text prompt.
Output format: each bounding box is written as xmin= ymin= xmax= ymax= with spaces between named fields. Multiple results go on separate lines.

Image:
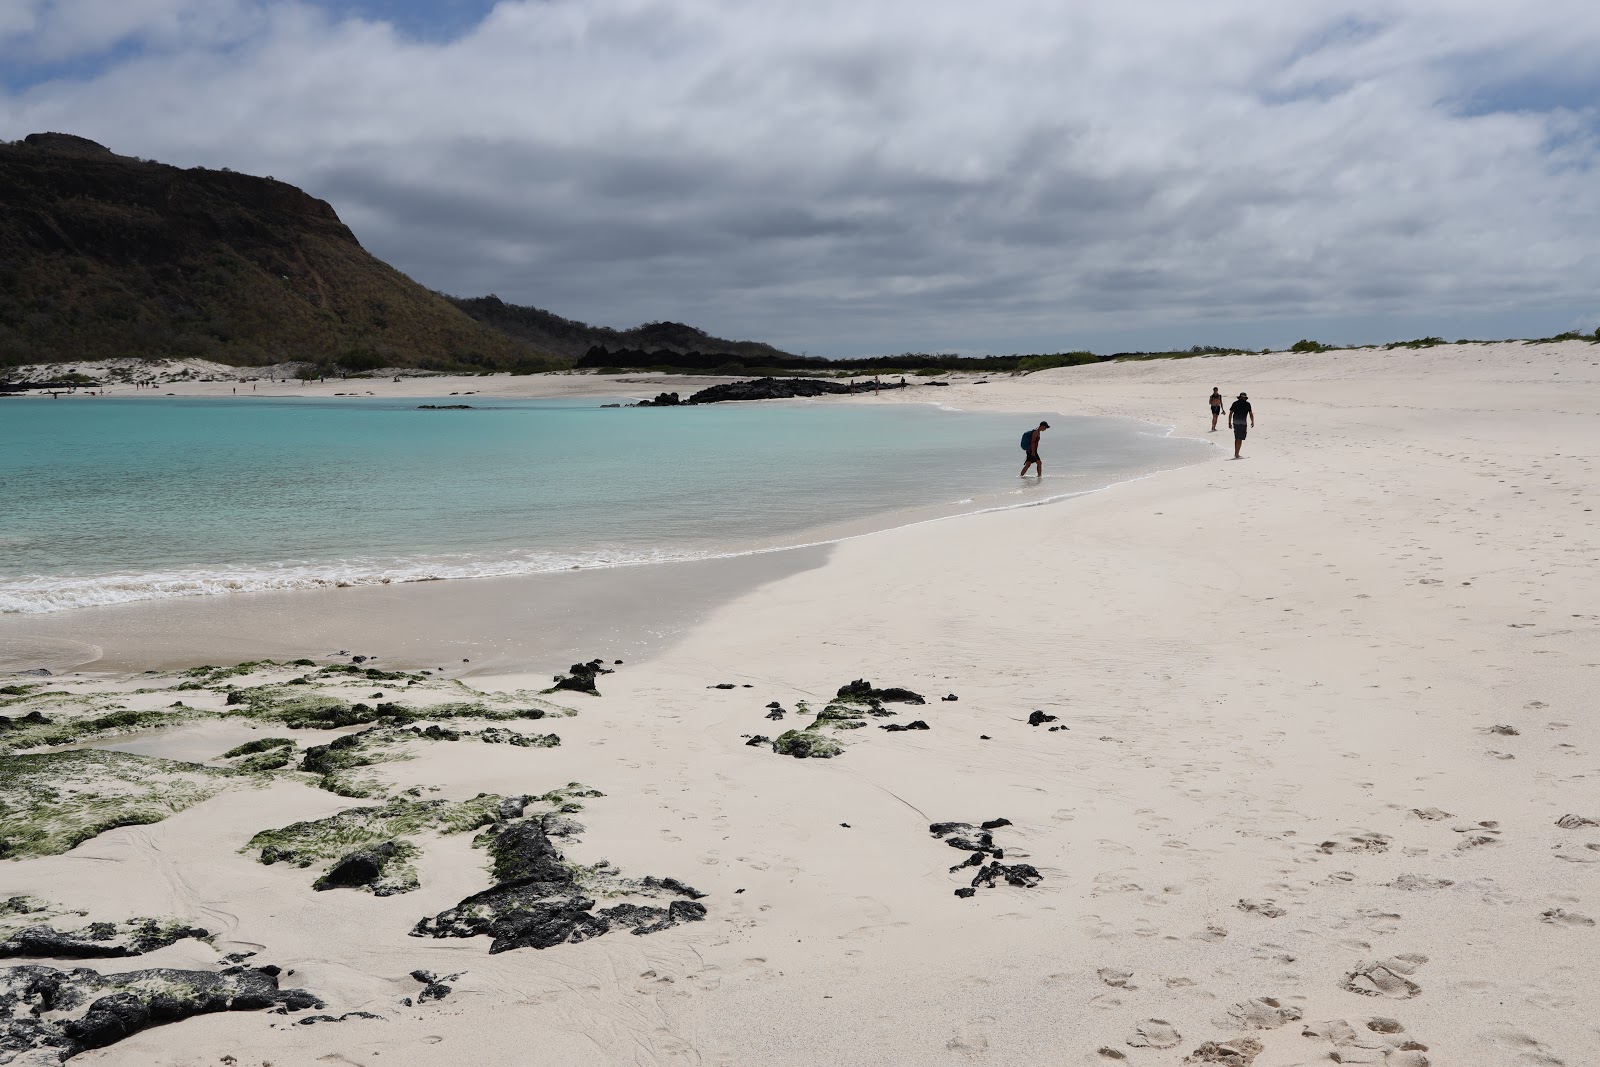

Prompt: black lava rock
xmin=941 ymin=694 xmax=958 ymax=701
xmin=0 ymin=919 xmax=210 ymax=960
xmin=836 ymin=679 xmax=926 ymax=705
xmin=744 ymin=734 xmax=770 ymax=746
xmin=0 ymin=964 xmax=320 ymax=1060
xmin=1027 ymin=710 xmax=1058 ymax=726
xmin=409 ymin=969 xmax=462 ymax=1003
xmin=314 ymin=842 xmax=403 ymax=892
xmin=411 ymin=821 xmax=706 ymax=954
xmin=970 ymin=862 xmax=1043 ymax=889
xmin=880 ymin=720 xmax=930 ymax=732
xmin=929 ymin=822 xmax=995 ymax=853
xmin=551 ymin=658 xmax=613 ymax=696
xmin=633 ymin=391 xmax=682 ymax=407
xmin=948 ymin=853 xmax=984 ymax=873
xmin=980 ymin=818 xmax=1013 ymax=830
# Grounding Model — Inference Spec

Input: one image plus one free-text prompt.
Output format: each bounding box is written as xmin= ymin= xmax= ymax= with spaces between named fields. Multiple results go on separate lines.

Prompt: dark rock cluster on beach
xmin=548 ymin=658 xmax=614 ymax=696
xmin=0 ymin=918 xmax=209 ymax=961
xmin=931 ymin=820 xmax=1043 ymax=899
xmin=835 ymin=679 xmax=926 ymax=705
xmin=758 ymin=679 xmax=931 ymax=758
xmin=0 ymin=963 xmax=320 ymax=1062
xmin=411 ymin=814 xmax=706 ymax=954
xmin=404 ymin=969 xmax=462 ymax=1006
xmin=632 ymin=376 xmax=911 ymax=406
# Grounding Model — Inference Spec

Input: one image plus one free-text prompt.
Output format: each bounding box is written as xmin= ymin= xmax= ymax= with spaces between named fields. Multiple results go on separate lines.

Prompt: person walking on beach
xmin=1209 ymin=387 xmax=1223 ymax=431
xmin=1228 ymin=392 xmax=1254 ymax=458
xmin=1020 ymin=421 xmax=1049 ymax=477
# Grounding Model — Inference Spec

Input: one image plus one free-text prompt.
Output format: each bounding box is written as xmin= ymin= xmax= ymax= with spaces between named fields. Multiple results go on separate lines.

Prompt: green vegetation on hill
xmin=0 ymin=133 xmax=560 ymax=371
xmin=448 ymin=294 xmax=799 ymax=365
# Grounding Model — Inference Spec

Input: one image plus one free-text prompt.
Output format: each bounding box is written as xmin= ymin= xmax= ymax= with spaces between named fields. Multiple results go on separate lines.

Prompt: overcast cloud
xmin=4 ymin=0 xmax=1599 ymax=355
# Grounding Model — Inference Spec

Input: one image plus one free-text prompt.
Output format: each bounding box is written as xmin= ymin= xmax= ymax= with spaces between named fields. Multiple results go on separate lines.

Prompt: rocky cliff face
xmin=0 ymin=134 xmax=553 ymax=370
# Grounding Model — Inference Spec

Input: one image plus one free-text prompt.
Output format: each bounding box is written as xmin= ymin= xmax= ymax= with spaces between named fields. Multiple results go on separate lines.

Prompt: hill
xmin=446 ymin=294 xmax=800 ymax=364
xmin=0 ymin=133 xmax=556 ymax=371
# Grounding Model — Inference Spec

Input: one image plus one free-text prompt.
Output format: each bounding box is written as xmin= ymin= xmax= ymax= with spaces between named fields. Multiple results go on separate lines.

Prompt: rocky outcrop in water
xmin=631 ymin=377 xmax=912 ymax=407
xmin=0 ymin=963 xmax=320 ymax=1063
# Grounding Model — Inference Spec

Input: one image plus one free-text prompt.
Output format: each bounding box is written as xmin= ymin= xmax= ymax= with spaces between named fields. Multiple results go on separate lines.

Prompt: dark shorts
xmin=1211 ymin=405 xmax=1221 ymax=414
xmin=1233 ymin=426 xmax=1247 ymax=441
xmin=1023 ymin=451 xmax=1040 ymax=464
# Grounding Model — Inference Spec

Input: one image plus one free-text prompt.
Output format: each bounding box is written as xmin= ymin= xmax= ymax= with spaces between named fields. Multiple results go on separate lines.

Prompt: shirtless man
xmin=1019 ymin=421 xmax=1049 ymax=477
xmin=1209 ymin=387 xmax=1223 ymax=431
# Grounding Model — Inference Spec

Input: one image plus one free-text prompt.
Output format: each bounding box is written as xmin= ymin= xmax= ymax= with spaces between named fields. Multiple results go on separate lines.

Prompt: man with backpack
xmin=1020 ymin=421 xmax=1049 ymax=477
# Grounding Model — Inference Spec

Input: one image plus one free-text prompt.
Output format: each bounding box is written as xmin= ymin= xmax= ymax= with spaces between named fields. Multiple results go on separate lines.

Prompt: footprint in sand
xmin=1539 ymin=907 xmax=1595 ymax=927
xmin=1303 ymin=1017 xmax=1431 ymax=1066
xmin=1097 ymin=968 xmax=1135 ymax=988
xmin=1341 ymin=954 xmax=1429 ymax=999
xmin=1235 ymin=898 xmax=1286 ymax=918
xmin=1126 ymin=1019 xmax=1182 ymax=1049
xmin=1184 ymin=1037 xmax=1264 ymax=1065
xmin=1388 ymin=873 xmax=1454 ymax=891
xmin=1318 ymin=831 xmax=1392 ymax=855
xmin=1221 ymin=996 xmax=1303 ymax=1030
xmin=1482 ymin=1027 xmax=1567 ymax=1065
xmin=1408 ymin=807 xmax=1453 ymax=821
xmin=945 ymin=1016 xmax=994 ymax=1058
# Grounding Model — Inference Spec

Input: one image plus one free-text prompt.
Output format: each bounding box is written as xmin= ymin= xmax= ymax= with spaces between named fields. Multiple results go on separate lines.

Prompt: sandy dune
xmin=5 ymin=341 xmax=1598 ymax=1066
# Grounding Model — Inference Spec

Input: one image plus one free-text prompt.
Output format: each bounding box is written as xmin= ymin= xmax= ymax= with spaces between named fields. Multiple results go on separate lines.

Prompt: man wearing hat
xmin=1228 ymin=393 xmax=1254 ymax=458
xmin=1020 ymin=420 xmax=1050 ymax=477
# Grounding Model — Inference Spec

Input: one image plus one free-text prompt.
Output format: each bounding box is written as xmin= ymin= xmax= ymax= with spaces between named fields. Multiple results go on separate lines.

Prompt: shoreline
xmin=1 ymin=397 xmax=1205 ymax=640
xmin=3 ymin=340 xmax=1598 ymax=1065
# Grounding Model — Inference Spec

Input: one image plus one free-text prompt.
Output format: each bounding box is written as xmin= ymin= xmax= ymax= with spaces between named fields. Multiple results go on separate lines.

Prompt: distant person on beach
xmin=1209 ymin=387 xmax=1223 ymax=431
xmin=1229 ymin=393 xmax=1254 ymax=458
xmin=1019 ymin=421 xmax=1049 ymax=477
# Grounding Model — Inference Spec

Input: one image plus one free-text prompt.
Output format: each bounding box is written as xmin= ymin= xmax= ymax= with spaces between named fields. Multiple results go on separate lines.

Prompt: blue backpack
xmin=1020 ymin=429 xmax=1034 ymax=450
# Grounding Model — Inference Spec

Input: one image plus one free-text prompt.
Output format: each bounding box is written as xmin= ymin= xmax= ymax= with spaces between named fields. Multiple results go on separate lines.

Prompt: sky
xmin=3 ymin=0 xmax=1599 ymax=357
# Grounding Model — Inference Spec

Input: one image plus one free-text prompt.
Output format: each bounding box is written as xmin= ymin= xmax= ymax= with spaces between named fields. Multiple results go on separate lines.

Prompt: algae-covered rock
xmin=313 ymin=841 xmax=419 ymax=896
xmin=0 ymin=751 xmax=233 ymax=859
xmin=221 ymin=737 xmax=294 ymax=759
xmin=0 ymin=918 xmax=209 ymax=960
xmin=245 ymin=788 xmax=598 ymax=894
xmin=248 ymin=794 xmax=507 ymax=887
xmin=0 ymin=963 xmax=321 ymax=1061
xmin=771 ymin=730 xmax=843 ymax=759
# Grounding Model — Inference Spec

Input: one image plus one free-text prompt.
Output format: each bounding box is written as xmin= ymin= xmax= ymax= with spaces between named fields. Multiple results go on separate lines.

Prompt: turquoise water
xmin=0 ymin=395 xmax=1209 ymax=613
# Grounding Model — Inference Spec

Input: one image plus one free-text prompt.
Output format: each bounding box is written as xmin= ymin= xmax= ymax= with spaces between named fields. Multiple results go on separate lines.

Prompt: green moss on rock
xmin=0 ymin=750 xmax=234 ymax=858
xmin=771 ymin=730 xmax=844 ymax=759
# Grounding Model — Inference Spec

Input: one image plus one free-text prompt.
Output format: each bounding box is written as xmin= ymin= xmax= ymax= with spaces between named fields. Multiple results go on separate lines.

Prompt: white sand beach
xmin=5 ymin=341 xmax=1599 ymax=1066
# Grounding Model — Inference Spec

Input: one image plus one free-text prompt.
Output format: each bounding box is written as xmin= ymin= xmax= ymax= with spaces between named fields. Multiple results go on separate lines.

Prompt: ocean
xmin=0 ymin=394 xmax=1211 ymax=615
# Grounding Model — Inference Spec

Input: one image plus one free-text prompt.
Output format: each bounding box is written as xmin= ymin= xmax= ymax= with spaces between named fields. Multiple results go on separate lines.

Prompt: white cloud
xmin=4 ymin=0 xmax=1600 ymax=353
xmin=0 ymin=0 xmax=260 ymax=62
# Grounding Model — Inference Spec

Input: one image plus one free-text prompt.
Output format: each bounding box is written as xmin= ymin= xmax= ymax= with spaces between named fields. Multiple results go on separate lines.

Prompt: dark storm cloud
xmin=4 ymin=0 xmax=1600 ymax=353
